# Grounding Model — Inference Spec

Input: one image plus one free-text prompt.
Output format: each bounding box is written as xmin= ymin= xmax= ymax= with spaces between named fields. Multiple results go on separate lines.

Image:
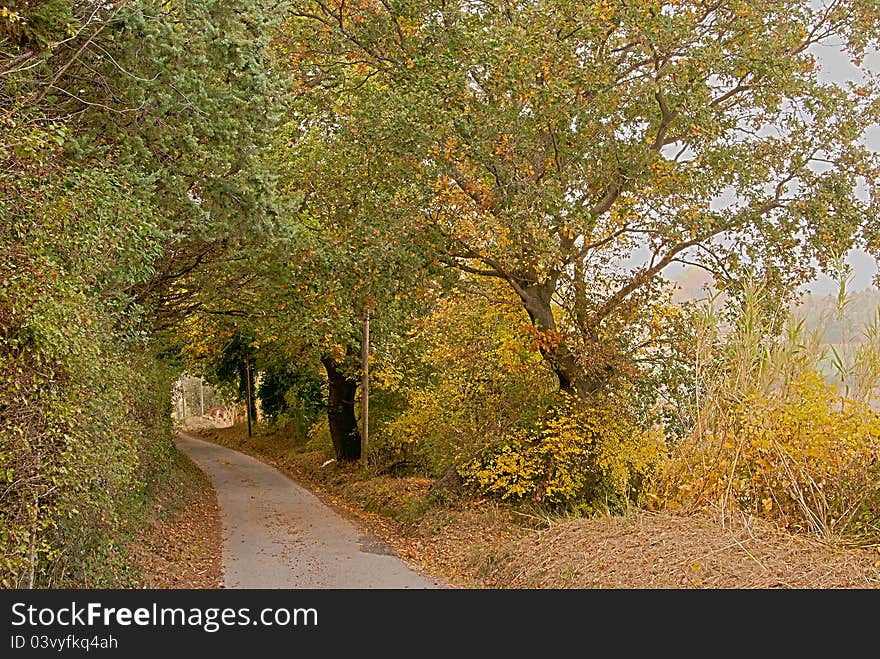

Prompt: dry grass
xmin=484 ymin=510 xmax=880 ymax=589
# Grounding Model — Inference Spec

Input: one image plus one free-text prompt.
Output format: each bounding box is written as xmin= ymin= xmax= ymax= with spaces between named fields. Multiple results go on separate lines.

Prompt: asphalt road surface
xmin=175 ymin=432 xmax=441 ymax=589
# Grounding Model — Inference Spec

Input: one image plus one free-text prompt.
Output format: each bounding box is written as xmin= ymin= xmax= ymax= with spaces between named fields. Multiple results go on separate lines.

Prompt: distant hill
xmin=666 ymin=266 xmax=880 ymax=345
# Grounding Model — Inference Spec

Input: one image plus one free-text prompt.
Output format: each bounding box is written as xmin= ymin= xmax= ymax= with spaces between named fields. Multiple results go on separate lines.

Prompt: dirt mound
xmin=484 ymin=511 xmax=880 ymax=588
xmin=177 ymin=414 xmax=233 ymax=431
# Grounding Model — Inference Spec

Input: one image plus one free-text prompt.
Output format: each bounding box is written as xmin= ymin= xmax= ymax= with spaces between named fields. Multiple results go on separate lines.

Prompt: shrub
xmin=375 ymin=287 xmax=557 ymax=475
xmin=460 ymin=393 xmax=667 ymax=513
xmin=0 ymin=136 xmax=174 ymax=587
xmin=659 ymin=371 xmax=880 ymax=538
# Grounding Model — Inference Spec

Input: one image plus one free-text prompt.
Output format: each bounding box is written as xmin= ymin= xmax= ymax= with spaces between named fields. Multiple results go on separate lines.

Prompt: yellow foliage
xmin=372 ymin=360 xmax=404 ymax=392
xmin=461 ymin=394 xmax=666 ymax=511
xmin=376 ymin=285 xmax=556 ymax=473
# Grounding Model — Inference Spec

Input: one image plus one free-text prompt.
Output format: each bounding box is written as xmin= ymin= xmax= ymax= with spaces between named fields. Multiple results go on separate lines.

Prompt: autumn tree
xmin=249 ymin=115 xmax=441 ymax=461
xmin=284 ymin=0 xmax=880 ymax=400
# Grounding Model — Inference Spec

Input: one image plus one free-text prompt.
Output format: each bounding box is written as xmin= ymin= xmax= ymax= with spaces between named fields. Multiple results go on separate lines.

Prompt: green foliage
xmin=0 ymin=136 xmax=176 ymax=586
xmin=1 ymin=0 xmax=291 ymax=586
xmin=258 ymin=368 xmax=295 ymax=424
xmin=1 ymin=0 xmax=74 ymax=49
xmin=201 ymin=331 xmax=256 ymax=419
xmin=257 ymin=362 xmax=325 ymax=426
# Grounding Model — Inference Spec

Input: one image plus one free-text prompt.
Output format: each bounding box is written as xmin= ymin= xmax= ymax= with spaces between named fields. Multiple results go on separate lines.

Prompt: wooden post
xmin=244 ymin=359 xmax=253 ymax=438
xmin=361 ymin=310 xmax=370 ymax=467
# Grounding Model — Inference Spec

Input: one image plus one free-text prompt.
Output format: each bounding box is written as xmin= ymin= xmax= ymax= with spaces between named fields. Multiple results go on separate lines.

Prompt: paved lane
xmin=175 ymin=432 xmax=440 ymax=589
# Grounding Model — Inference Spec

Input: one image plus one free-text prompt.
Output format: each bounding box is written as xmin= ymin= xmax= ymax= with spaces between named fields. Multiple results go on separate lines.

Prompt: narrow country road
xmin=175 ymin=432 xmax=441 ymax=589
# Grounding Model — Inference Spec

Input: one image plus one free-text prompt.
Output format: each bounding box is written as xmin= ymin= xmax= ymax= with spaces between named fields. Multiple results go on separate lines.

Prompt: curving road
xmin=175 ymin=432 xmax=440 ymax=589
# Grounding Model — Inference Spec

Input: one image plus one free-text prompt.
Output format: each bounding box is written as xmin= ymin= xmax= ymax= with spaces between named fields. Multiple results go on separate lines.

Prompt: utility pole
xmin=244 ymin=359 xmax=253 ymax=438
xmin=361 ymin=309 xmax=370 ymax=467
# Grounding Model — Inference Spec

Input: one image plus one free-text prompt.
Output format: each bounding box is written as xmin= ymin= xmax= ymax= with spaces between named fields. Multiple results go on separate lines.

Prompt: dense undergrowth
xmin=0 ymin=137 xmax=177 ymax=587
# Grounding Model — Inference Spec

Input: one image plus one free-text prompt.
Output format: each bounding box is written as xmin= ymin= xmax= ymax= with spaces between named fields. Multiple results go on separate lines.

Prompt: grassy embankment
xmin=121 ymin=447 xmax=222 ymax=589
xmin=72 ymin=447 xmax=223 ymax=589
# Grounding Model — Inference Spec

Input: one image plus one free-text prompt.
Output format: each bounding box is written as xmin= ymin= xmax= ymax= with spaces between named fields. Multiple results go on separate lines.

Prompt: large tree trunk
xmin=515 ymin=280 xmax=598 ymax=398
xmin=321 ymin=354 xmax=361 ymax=462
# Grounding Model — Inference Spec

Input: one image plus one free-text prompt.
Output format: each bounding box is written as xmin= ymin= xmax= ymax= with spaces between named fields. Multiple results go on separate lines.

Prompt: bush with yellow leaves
xmin=660 ymin=371 xmax=880 ymax=538
xmin=375 ymin=286 xmax=558 ymax=475
xmin=461 ymin=394 xmax=667 ymax=512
